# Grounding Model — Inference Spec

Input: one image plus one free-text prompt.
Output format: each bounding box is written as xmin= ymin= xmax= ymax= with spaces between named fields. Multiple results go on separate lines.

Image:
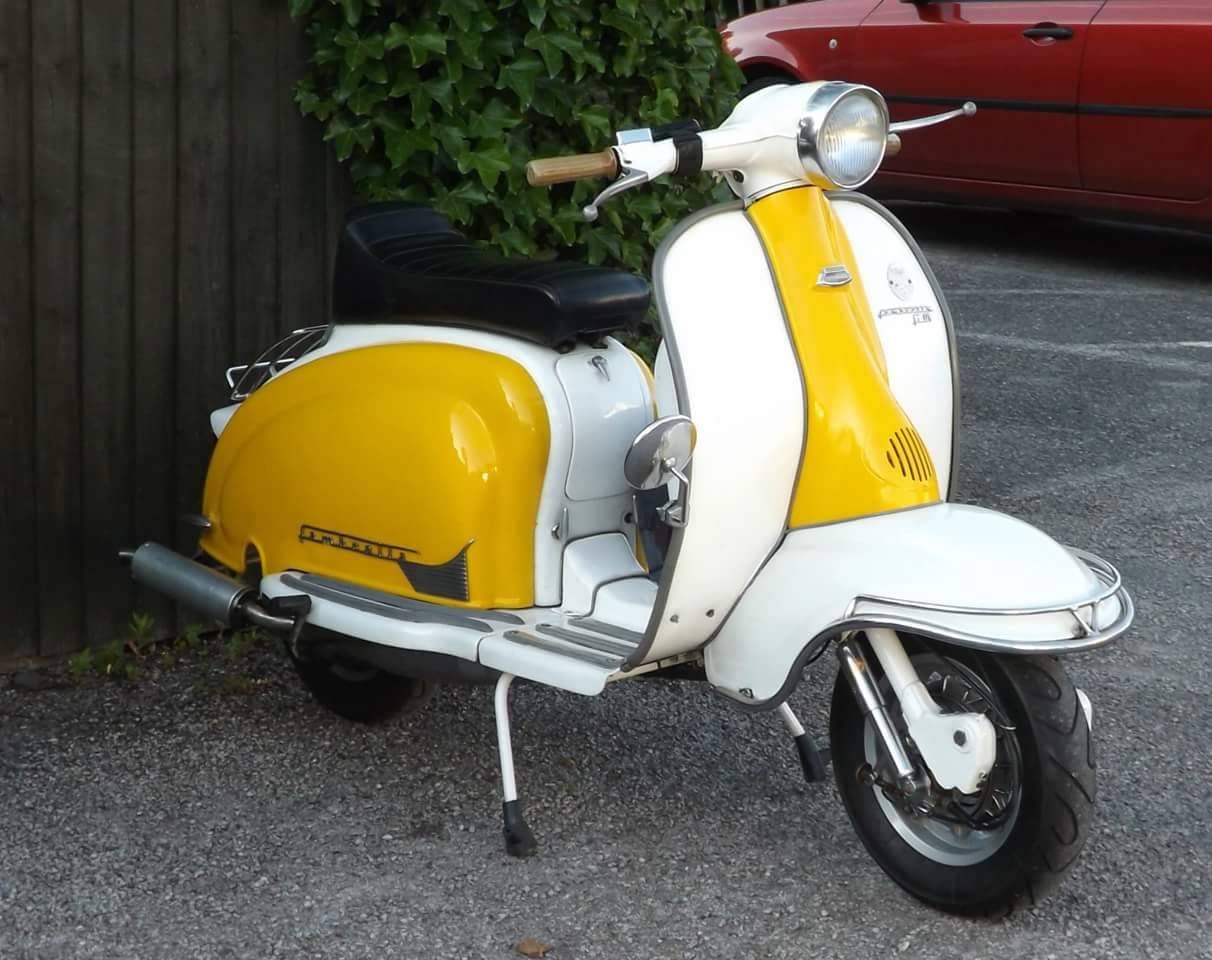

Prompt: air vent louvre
xmin=886 ymin=428 xmax=933 ymax=483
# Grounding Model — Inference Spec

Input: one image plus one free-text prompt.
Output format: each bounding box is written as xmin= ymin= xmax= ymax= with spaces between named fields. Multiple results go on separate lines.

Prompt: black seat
xmin=331 ymin=202 xmax=651 ymax=348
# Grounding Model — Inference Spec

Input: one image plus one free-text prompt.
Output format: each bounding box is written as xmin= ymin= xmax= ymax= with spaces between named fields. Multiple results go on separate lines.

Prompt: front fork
xmin=837 ymin=628 xmax=997 ymax=797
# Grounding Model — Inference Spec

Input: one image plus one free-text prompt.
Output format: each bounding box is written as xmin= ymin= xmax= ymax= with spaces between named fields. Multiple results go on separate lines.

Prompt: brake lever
xmin=582 ymin=166 xmax=648 ymax=222
xmin=889 ymin=101 xmax=977 ymax=134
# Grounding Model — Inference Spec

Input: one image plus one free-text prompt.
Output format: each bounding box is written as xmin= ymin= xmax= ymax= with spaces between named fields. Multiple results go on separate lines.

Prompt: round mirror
xmin=623 ymin=415 xmax=696 ymax=491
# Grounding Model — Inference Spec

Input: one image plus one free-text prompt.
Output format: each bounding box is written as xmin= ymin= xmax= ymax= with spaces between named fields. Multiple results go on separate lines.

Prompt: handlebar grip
xmin=526 ymin=149 xmax=619 ymax=186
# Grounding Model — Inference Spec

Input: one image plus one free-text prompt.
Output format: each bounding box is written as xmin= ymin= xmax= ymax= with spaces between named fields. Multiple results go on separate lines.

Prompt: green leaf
xmin=405 ymin=23 xmax=448 ymax=66
xmin=288 ymin=0 xmax=317 ymax=18
xmin=468 ymin=98 xmax=520 ymax=139
xmin=497 ymin=52 xmax=544 ymax=102
xmin=383 ymin=125 xmax=436 ymax=167
xmin=439 ymin=0 xmax=481 ymax=33
xmin=524 ymin=0 xmax=547 ymax=30
xmin=384 ymin=22 xmax=410 ymax=51
xmin=575 ymin=104 xmax=612 ymax=143
xmin=340 ymin=0 xmax=362 ymax=28
xmin=435 ymin=125 xmax=469 ymax=166
xmin=467 ymin=141 xmax=513 ymax=189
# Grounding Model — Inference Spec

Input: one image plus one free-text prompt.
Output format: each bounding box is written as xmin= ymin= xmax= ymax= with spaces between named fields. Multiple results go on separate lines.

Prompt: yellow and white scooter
xmin=125 ymin=81 xmax=1133 ymax=915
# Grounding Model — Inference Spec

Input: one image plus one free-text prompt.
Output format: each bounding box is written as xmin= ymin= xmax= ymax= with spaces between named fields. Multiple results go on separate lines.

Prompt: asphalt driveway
xmin=2 ymin=205 xmax=1211 ymax=960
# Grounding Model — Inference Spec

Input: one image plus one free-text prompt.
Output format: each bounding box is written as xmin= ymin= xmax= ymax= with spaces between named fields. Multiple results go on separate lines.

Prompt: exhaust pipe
xmin=124 ymin=542 xmax=300 ymax=631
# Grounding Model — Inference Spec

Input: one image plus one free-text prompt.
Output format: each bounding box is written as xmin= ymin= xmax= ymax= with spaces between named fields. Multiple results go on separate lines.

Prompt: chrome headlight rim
xmin=797 ymin=82 xmax=890 ymax=191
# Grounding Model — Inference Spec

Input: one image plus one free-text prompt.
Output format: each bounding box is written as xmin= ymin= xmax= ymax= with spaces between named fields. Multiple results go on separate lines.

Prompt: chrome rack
xmin=225 ymin=326 xmax=328 ymax=401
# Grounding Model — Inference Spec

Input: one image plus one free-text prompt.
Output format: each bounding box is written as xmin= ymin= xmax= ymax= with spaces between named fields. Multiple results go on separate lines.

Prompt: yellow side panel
xmin=747 ymin=187 xmax=940 ymax=527
xmin=199 ymin=343 xmax=549 ymax=608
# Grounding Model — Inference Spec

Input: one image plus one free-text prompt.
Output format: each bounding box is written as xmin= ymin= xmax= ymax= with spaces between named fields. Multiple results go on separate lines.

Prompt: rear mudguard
xmin=704 ymin=502 xmax=1132 ymax=707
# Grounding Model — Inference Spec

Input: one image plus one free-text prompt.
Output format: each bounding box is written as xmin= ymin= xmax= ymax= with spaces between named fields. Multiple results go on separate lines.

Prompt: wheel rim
xmin=863 ymin=652 xmax=1023 ymax=868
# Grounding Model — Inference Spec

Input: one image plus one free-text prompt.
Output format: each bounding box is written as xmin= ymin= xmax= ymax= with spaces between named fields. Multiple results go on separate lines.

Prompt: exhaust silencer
xmin=128 ymin=542 xmax=252 ymax=626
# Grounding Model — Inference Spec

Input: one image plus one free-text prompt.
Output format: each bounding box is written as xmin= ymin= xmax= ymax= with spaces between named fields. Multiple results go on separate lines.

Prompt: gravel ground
xmin=3 ymin=205 xmax=1212 ymax=960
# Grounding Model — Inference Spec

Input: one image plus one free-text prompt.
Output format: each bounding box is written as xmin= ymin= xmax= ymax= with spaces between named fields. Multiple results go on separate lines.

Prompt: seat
xmin=331 ymin=202 xmax=651 ymax=348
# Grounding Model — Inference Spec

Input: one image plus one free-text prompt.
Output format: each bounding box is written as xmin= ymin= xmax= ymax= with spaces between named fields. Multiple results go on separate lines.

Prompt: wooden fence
xmin=0 ymin=0 xmax=350 ymax=661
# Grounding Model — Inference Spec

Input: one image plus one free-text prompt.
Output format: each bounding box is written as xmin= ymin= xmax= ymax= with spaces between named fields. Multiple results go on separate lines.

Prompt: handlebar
xmin=524 ymin=92 xmax=973 ymax=222
xmin=526 ymin=149 xmax=619 ymax=186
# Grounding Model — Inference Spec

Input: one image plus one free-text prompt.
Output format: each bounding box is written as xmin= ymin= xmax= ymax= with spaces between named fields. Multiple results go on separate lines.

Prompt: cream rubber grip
xmin=526 ymin=149 xmax=619 ymax=186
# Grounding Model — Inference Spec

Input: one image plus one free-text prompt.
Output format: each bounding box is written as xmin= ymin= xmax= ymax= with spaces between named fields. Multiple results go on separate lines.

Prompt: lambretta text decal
xmin=298 ymin=524 xmax=418 ymax=562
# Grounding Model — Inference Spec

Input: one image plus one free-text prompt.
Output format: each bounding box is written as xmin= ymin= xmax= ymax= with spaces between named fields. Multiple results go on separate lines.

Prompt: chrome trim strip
xmin=535 ymin=624 xmax=637 ymax=658
xmin=850 ymin=549 xmax=1124 ymax=631
xmin=503 ymin=630 xmax=624 ymax=669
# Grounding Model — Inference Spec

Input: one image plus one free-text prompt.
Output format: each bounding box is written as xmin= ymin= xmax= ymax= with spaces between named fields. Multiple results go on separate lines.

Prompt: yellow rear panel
xmin=747 ymin=187 xmax=939 ymax=527
xmin=199 ymin=342 xmax=549 ymax=608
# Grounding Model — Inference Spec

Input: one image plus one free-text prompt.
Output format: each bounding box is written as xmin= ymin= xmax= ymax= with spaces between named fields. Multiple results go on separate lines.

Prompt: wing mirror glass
xmin=623 ymin=415 xmax=696 ymax=491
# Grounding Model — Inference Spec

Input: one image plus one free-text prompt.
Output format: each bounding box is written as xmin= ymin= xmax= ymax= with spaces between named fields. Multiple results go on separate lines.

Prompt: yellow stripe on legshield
xmin=747 ymin=187 xmax=940 ymax=527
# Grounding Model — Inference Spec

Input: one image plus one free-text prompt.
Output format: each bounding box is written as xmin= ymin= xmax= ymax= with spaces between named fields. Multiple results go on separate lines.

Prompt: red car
xmin=724 ymin=1 xmax=1212 ymax=230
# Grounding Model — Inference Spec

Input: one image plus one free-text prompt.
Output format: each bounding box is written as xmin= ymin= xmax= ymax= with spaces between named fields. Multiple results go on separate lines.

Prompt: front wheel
xmin=830 ymin=639 xmax=1095 ymax=915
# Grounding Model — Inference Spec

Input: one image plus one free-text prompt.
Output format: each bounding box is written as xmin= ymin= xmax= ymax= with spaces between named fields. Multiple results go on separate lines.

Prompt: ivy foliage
xmin=289 ymin=0 xmax=743 ymax=277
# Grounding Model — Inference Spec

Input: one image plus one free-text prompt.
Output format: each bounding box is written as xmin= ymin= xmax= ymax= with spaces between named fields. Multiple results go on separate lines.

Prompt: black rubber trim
xmin=672 ymin=134 xmax=704 ymax=177
xmin=885 ymin=94 xmax=1212 ymax=120
xmin=651 ymin=119 xmax=702 ymax=141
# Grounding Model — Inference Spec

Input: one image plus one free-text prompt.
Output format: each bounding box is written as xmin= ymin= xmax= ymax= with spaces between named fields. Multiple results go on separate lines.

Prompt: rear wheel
xmin=288 ymin=639 xmax=434 ymax=724
xmin=830 ymin=638 xmax=1095 ymax=915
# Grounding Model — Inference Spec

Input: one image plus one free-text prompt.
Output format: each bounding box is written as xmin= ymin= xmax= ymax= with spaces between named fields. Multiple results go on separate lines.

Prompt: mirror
xmin=624 ymin=415 xmax=696 ymax=491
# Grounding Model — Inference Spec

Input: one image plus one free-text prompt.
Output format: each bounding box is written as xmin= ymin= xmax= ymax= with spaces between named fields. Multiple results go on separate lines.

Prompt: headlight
xmin=798 ymin=83 xmax=889 ymax=190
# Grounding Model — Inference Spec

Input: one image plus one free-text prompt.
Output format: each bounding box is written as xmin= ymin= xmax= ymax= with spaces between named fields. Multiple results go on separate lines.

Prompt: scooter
xmin=124 ymin=81 xmax=1133 ymax=915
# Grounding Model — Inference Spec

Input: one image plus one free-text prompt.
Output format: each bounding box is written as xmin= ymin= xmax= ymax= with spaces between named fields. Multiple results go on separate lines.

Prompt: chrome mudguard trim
xmin=844 ymin=549 xmax=1133 ymax=655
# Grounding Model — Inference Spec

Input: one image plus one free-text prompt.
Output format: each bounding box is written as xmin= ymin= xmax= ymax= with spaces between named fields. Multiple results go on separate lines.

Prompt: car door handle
xmin=1023 ymin=23 xmax=1074 ymax=40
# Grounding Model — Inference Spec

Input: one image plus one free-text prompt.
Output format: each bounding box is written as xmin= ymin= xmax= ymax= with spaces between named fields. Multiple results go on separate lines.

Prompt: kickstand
xmin=495 ymin=673 xmax=537 ymax=858
xmin=777 ymin=701 xmax=829 ymax=783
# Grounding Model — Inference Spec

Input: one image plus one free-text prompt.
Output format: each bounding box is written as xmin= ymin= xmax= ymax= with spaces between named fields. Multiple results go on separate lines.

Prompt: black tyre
xmin=830 ymin=637 xmax=1095 ymax=915
xmin=289 ymin=645 xmax=434 ymax=724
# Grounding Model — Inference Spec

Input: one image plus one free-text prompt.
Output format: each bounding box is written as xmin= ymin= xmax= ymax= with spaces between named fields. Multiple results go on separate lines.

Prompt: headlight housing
xmin=797 ymin=83 xmax=889 ymax=190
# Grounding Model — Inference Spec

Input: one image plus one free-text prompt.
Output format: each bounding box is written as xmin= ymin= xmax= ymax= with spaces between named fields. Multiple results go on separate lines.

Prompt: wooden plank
xmin=130 ymin=0 xmax=178 ymax=630
xmin=81 ymin=0 xmax=134 ymax=646
xmin=0 ymin=0 xmax=39 ymax=658
xmin=323 ymin=149 xmax=353 ymax=319
xmin=231 ymin=0 xmax=281 ymax=362
xmin=277 ymin=10 xmax=328 ymax=337
xmin=176 ymin=0 xmax=232 ymax=556
xmin=31 ymin=0 xmax=84 ymax=655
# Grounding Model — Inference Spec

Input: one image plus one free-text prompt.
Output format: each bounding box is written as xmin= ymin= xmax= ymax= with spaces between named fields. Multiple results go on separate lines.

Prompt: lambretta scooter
xmin=125 ymin=81 xmax=1133 ymax=915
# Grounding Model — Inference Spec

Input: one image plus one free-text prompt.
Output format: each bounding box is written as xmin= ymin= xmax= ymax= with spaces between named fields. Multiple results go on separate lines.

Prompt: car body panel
xmin=851 ymin=1 xmax=1104 ymax=188
xmin=722 ymin=0 xmax=880 ymax=78
xmin=723 ymin=0 xmax=1212 ymax=227
xmin=1079 ymin=1 xmax=1212 ymax=201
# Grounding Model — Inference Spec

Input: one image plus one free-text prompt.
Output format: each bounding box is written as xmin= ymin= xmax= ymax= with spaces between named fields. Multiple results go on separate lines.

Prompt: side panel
xmin=200 ymin=341 xmax=549 ymax=608
xmin=220 ymin=324 xmax=597 ymax=606
xmin=830 ymin=193 xmax=957 ymax=497
xmin=642 ymin=206 xmax=805 ymax=661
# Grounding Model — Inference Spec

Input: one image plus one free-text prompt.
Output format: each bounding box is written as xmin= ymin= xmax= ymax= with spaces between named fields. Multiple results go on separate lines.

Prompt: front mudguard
xmin=704 ymin=502 xmax=1132 ymax=707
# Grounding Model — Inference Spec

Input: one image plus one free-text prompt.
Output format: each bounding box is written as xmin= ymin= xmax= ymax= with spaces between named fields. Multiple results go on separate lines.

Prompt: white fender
xmin=704 ymin=503 xmax=1133 ymax=706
